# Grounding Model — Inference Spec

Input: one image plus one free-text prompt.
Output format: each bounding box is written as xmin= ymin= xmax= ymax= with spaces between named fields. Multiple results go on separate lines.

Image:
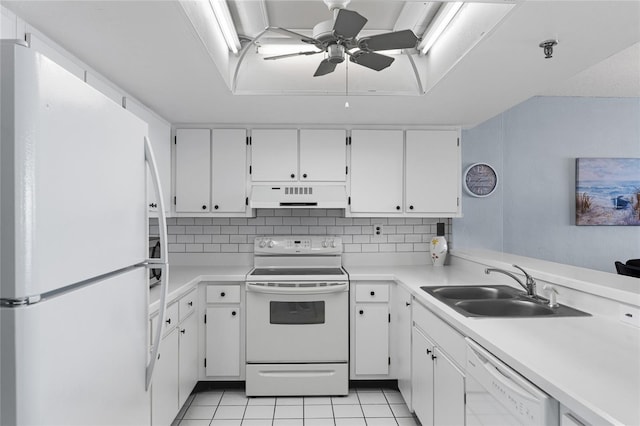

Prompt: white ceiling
xmin=3 ymin=0 xmax=640 ymax=128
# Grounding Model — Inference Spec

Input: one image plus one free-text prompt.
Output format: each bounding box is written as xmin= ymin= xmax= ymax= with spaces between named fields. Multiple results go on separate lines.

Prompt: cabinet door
xmin=391 ymin=287 xmax=412 ymax=409
xmin=299 ymin=129 xmax=347 ymax=182
xmin=433 ymin=347 xmax=465 ymax=426
xmin=178 ymin=312 xmax=198 ymax=408
xmin=175 ymin=129 xmax=211 ymax=212
xmin=212 ymin=129 xmax=247 ymax=212
xmin=350 ymin=130 xmax=403 ymax=213
xmin=405 ymin=130 xmax=459 ymax=214
xmin=251 ymin=129 xmax=298 ymax=181
xmin=412 ymin=327 xmax=435 ymax=426
xmin=206 ymin=306 xmax=241 ymax=377
xmin=354 ymin=303 xmax=389 ymax=376
xmin=151 ymin=328 xmax=179 ymax=426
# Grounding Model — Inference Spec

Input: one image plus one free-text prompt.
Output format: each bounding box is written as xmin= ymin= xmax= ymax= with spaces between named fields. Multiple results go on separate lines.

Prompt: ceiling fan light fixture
xmin=209 ymin=0 xmax=241 ymax=54
xmin=419 ymin=1 xmax=464 ymax=55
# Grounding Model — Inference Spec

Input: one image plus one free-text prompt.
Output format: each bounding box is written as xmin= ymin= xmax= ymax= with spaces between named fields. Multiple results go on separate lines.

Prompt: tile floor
xmin=173 ymin=387 xmax=420 ymax=426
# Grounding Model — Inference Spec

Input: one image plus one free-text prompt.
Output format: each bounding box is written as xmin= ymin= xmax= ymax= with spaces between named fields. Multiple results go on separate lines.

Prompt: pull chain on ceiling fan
xmin=263 ymin=0 xmax=419 ymax=77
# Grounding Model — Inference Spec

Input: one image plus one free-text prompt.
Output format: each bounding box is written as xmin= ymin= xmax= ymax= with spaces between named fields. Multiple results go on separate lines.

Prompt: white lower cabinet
xmin=150 ymin=289 xmax=198 ymax=426
xmin=152 ymin=327 xmax=179 ymax=426
xmin=391 ymin=284 xmax=413 ymax=410
xmin=351 ymin=282 xmax=390 ymax=378
xmin=204 ymin=284 xmax=244 ymax=379
xmin=412 ymin=299 xmax=465 ymax=426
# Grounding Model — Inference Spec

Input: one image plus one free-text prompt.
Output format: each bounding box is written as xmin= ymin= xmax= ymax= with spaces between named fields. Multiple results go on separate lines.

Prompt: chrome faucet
xmin=485 ymin=264 xmax=538 ymax=297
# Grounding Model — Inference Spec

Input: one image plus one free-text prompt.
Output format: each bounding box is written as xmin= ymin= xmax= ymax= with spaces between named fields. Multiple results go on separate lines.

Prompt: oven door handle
xmin=246 ymin=282 xmax=349 ymax=294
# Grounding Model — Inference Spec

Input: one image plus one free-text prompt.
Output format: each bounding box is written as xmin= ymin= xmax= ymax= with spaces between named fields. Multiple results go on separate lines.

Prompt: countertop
xmin=148 ymin=260 xmax=640 ymax=426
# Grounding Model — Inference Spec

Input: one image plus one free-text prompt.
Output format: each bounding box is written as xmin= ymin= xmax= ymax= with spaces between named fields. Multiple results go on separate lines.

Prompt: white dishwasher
xmin=465 ymin=339 xmax=559 ymax=426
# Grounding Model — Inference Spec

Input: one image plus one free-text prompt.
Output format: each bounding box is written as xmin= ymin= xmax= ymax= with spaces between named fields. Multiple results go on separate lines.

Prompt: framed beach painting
xmin=575 ymin=158 xmax=640 ymax=226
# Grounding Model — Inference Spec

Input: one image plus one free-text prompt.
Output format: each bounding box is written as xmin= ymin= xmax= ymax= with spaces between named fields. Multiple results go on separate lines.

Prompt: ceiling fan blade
xmin=314 ymin=59 xmax=338 ymax=77
xmin=349 ymin=51 xmax=395 ymax=71
xmin=333 ymin=9 xmax=368 ymax=39
xmin=357 ymin=29 xmax=418 ymax=51
xmin=264 ymin=51 xmax=322 ymax=61
xmin=269 ymin=27 xmax=322 ymax=47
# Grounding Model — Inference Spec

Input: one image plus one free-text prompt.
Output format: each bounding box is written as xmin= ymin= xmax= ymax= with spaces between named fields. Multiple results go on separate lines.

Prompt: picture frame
xmin=575 ymin=158 xmax=640 ymax=226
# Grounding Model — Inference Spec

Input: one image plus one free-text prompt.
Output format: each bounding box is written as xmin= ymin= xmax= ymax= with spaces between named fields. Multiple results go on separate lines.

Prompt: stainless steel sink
xmin=421 ymin=285 xmax=591 ymax=318
xmin=428 ymin=285 xmax=520 ymax=300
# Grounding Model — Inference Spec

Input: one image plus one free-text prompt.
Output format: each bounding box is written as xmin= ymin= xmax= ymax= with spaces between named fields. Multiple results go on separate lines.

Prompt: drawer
xmin=206 ymin=284 xmax=241 ymax=304
xmin=355 ymin=284 xmax=389 ymax=302
xmin=179 ymin=288 xmax=197 ymax=322
xmin=413 ymin=299 xmax=465 ymax=367
xmin=151 ymin=301 xmax=179 ymax=339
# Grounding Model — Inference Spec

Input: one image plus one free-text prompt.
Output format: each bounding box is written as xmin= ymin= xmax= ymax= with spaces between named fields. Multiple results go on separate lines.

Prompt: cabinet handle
xmin=165 ymin=318 xmax=171 ymax=325
xmin=426 ymin=349 xmax=432 ymax=355
xmin=232 ymin=311 xmax=237 ymax=316
xmin=396 ymin=205 xmax=401 ymax=210
xmin=290 ymin=173 xmax=295 ymax=179
xmin=409 ymin=205 xmax=414 ymax=210
xmin=201 ymin=205 xmax=207 ymax=210
xmin=221 ymin=292 xmax=226 ymax=297
xmin=303 ymin=173 xmax=308 ymax=178
xmin=359 ymin=310 xmax=364 ymax=315
xmin=370 ymin=291 xmax=375 ymax=296
xmin=214 ymin=205 xmax=219 ymax=210
xmin=188 ymin=301 xmax=193 ymax=307
xmin=149 ymin=203 xmax=157 ymax=208
xmin=405 ymin=302 xmax=411 ymax=307
xmin=180 ymin=329 xmax=186 ymax=334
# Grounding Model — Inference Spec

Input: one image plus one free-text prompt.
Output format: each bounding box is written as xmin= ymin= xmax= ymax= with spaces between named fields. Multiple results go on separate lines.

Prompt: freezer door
xmin=1 ymin=43 xmax=147 ymax=298
xmin=0 ymin=267 xmax=150 ymax=425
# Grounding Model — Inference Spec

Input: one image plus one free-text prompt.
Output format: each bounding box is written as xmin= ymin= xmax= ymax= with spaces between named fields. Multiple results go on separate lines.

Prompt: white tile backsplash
xmin=151 ymin=209 xmax=452 ymax=254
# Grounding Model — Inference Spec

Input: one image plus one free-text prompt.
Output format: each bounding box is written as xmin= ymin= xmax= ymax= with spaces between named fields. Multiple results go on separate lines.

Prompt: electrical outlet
xmin=372 ymin=223 xmax=385 ymax=243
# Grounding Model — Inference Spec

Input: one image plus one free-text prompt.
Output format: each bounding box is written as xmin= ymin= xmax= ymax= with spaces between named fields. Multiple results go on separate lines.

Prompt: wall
xmin=151 ymin=210 xmax=452 ymax=257
xmin=455 ymin=96 xmax=640 ymax=272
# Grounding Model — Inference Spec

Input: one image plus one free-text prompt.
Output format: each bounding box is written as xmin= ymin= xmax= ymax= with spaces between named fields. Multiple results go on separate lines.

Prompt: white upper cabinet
xmin=175 ymin=128 xmax=211 ymax=213
xmin=251 ymin=129 xmax=298 ymax=181
xmin=405 ymin=130 xmax=460 ymax=215
xmin=299 ymin=129 xmax=347 ymax=182
xmin=350 ymin=130 xmax=404 ymax=214
xmin=212 ymin=129 xmax=247 ymax=213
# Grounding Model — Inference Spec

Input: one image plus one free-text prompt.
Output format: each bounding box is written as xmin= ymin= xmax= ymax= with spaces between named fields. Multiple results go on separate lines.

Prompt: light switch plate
xmin=619 ymin=304 xmax=640 ymax=328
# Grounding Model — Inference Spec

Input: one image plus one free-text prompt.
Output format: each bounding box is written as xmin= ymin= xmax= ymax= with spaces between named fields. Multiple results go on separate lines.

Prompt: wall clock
xmin=463 ymin=163 xmax=498 ymax=197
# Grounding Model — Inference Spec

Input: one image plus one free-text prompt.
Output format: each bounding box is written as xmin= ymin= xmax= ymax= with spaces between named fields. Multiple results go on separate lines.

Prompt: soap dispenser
xmin=430 ymin=222 xmax=448 ymax=266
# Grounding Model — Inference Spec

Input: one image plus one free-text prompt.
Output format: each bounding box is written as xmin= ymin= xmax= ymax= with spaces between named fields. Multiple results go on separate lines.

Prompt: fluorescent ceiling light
xmin=418 ymin=2 xmax=464 ymax=55
xmin=209 ymin=0 xmax=241 ymax=54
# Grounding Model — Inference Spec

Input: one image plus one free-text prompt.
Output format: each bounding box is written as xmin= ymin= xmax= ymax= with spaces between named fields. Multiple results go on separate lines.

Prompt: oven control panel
xmin=254 ymin=236 xmax=342 ymax=254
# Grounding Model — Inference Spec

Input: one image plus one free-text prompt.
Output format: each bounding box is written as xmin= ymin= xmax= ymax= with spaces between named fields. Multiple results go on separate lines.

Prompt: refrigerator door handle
xmin=144 ymin=136 xmax=170 ymax=391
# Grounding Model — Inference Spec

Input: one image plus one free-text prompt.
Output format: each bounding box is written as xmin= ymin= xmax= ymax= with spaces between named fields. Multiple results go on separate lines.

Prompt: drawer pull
xmin=370 ymin=291 xmax=375 ymax=296
xmin=221 ymin=292 xmax=226 ymax=297
xmin=359 ymin=310 xmax=364 ymax=315
xmin=232 ymin=311 xmax=237 ymax=316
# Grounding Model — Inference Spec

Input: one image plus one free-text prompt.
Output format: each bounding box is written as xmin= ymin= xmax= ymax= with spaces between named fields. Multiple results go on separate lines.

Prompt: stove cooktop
xmin=249 ymin=267 xmax=346 ymax=277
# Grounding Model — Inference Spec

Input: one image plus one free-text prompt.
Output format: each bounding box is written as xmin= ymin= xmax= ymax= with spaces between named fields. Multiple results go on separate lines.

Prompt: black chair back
xmin=626 ymin=259 xmax=640 ymax=268
xmin=615 ymin=261 xmax=640 ymax=278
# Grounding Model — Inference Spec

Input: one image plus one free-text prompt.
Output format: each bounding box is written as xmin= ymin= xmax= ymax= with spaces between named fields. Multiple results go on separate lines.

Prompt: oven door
xmin=246 ymin=282 xmax=349 ymax=363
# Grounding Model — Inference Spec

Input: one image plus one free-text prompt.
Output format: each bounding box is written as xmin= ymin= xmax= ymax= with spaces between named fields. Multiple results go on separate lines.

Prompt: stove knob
xmin=322 ymin=240 xmax=329 ymax=248
xmin=258 ymin=239 xmax=267 ymax=248
xmin=268 ymin=240 xmax=275 ymax=248
xmin=330 ymin=240 xmax=337 ymax=248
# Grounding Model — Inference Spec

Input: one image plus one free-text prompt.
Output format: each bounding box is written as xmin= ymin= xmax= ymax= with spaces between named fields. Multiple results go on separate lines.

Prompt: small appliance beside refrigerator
xmin=1 ymin=40 xmax=169 ymax=425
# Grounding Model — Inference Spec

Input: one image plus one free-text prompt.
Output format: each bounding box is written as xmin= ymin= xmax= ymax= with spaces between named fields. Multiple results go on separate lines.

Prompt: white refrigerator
xmin=1 ymin=40 xmax=169 ymax=425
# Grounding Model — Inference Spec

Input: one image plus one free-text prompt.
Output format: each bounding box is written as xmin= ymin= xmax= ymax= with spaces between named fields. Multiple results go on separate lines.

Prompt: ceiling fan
xmin=263 ymin=0 xmax=419 ymax=77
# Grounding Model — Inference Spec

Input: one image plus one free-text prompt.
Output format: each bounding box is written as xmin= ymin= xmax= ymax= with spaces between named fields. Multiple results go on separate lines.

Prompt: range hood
xmin=249 ymin=185 xmax=348 ymax=209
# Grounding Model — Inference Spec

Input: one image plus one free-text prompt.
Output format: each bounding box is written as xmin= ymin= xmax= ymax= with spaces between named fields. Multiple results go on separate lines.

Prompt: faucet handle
xmin=512 ymin=264 xmax=535 ymax=284
xmin=543 ymin=284 xmax=559 ymax=308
